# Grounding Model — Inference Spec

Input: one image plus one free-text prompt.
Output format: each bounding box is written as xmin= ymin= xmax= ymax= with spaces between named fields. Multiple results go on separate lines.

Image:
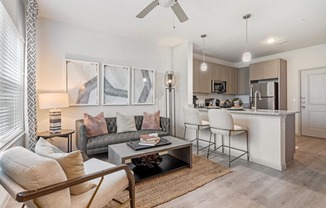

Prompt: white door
xmin=301 ymin=68 xmax=326 ymax=138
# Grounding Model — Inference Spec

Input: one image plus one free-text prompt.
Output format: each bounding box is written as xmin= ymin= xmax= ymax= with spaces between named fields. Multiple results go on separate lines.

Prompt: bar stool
xmin=207 ymin=109 xmax=249 ymax=167
xmin=183 ymin=107 xmax=213 ymax=155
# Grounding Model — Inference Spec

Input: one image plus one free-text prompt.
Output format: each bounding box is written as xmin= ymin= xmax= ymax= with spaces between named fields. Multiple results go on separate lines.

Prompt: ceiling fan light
xmin=200 ymin=62 xmax=208 ymax=71
xmin=159 ymin=0 xmax=174 ymax=8
xmin=242 ymin=52 xmax=251 ymax=62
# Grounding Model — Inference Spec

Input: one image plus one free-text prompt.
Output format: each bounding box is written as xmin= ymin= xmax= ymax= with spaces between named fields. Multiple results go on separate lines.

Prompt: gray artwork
xmin=102 ymin=64 xmax=130 ymax=105
xmin=66 ymin=59 xmax=99 ymax=106
xmin=132 ymin=68 xmax=155 ymax=105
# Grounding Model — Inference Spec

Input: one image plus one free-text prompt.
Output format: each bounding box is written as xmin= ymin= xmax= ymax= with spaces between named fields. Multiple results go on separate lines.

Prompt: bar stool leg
xmin=207 ymin=132 xmax=213 ymax=158
xmin=196 ymin=128 xmax=199 ymax=155
xmin=228 ymin=133 xmax=231 ymax=167
xmin=183 ymin=124 xmax=187 ymax=139
xmin=246 ymin=130 xmax=249 ymax=161
xmin=222 ymin=135 xmax=224 ymax=153
xmin=214 ymin=134 xmax=216 ymax=150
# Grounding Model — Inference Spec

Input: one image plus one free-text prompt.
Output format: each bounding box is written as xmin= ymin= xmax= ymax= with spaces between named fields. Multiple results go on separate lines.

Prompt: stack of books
xmin=139 ymin=133 xmax=160 ymax=146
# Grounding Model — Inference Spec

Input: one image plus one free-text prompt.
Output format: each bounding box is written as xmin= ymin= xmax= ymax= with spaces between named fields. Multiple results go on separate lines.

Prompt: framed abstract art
xmin=66 ymin=59 xmax=99 ymax=106
xmin=102 ymin=64 xmax=130 ymax=105
xmin=131 ymin=67 xmax=155 ymax=105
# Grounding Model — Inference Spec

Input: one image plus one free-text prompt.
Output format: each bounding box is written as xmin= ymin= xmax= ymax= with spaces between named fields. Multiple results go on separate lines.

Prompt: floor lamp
xmin=164 ymin=71 xmax=176 ymax=136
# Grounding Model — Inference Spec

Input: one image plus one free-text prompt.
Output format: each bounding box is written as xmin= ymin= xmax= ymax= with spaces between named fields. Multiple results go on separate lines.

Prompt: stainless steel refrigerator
xmin=250 ymin=81 xmax=278 ymax=110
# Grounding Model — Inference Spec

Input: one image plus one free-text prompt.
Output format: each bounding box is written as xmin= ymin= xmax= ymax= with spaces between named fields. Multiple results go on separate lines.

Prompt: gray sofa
xmin=76 ymin=116 xmax=170 ymax=155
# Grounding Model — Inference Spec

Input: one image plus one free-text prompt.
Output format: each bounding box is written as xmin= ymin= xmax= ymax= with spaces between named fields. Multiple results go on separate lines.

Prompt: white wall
xmin=234 ymin=43 xmax=326 ymax=134
xmin=36 ymin=18 xmax=173 ymax=144
xmin=173 ymin=42 xmax=193 ymax=137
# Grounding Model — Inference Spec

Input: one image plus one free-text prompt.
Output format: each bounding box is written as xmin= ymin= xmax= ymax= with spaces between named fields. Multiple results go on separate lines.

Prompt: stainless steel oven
xmin=211 ymin=80 xmax=226 ymax=93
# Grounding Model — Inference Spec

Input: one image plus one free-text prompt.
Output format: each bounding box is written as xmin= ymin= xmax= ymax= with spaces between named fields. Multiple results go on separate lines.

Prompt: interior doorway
xmin=300 ymin=67 xmax=326 ymax=138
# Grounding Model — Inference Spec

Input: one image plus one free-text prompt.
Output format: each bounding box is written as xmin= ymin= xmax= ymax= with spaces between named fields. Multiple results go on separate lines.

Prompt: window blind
xmin=0 ymin=2 xmax=25 ymax=148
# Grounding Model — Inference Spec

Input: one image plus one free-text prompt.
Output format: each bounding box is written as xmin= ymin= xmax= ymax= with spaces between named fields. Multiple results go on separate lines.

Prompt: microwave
xmin=211 ymin=80 xmax=226 ymax=93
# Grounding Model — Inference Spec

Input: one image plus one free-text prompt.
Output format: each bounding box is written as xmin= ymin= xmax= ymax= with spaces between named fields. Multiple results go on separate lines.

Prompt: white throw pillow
xmin=0 ymin=146 xmax=71 ymax=207
xmin=35 ymin=138 xmax=96 ymax=195
xmin=116 ymin=112 xmax=137 ymax=133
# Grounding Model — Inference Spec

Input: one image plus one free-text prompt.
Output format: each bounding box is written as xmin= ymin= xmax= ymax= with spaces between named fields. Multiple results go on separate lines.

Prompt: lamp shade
xmin=242 ymin=51 xmax=252 ymax=62
xmin=164 ymin=71 xmax=176 ymax=88
xmin=200 ymin=62 xmax=208 ymax=71
xmin=38 ymin=93 xmax=69 ymax=109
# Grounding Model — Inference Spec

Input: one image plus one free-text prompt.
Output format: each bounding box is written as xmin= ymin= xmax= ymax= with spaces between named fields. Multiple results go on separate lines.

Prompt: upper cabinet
xmin=249 ymin=58 xmax=287 ymax=110
xmin=193 ymin=59 xmax=211 ymax=93
xmin=193 ymin=59 xmax=238 ymax=94
xmin=238 ymin=67 xmax=249 ymax=95
xmin=249 ymin=59 xmax=285 ymax=81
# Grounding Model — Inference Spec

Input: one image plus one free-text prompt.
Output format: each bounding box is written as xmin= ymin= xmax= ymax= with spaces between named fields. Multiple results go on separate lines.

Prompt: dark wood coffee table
xmin=108 ymin=136 xmax=192 ymax=181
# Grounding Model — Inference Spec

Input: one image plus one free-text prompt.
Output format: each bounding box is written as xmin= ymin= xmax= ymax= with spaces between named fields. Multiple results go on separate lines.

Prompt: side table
xmin=37 ymin=129 xmax=75 ymax=152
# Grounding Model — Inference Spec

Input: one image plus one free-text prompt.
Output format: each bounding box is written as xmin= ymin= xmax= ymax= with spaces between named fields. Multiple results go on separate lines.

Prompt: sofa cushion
xmin=87 ymin=130 xmax=169 ymax=151
xmin=116 ymin=112 xmax=137 ymax=133
xmin=0 ymin=146 xmax=71 ymax=207
xmin=141 ymin=111 xmax=162 ymax=130
xmin=35 ymin=138 xmax=96 ymax=195
xmin=84 ymin=112 xmax=108 ymax=137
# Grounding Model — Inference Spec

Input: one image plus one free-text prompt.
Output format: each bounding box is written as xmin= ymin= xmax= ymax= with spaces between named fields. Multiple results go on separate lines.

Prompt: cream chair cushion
xmin=183 ymin=107 xmax=210 ymax=129
xmin=0 ymin=146 xmax=71 ymax=208
xmin=208 ymin=109 xmax=247 ymax=136
xmin=35 ymin=138 xmax=96 ymax=195
xmin=71 ymin=158 xmax=129 ymax=208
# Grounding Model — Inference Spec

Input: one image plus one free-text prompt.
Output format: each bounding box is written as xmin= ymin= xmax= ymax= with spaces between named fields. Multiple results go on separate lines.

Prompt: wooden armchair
xmin=0 ymin=147 xmax=135 ymax=208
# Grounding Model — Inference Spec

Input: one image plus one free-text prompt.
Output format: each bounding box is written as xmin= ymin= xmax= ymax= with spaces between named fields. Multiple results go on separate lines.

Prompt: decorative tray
xmin=127 ymin=137 xmax=172 ymax=151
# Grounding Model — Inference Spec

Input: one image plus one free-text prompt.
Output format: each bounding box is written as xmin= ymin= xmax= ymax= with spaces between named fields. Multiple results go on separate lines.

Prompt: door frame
xmin=299 ymin=66 xmax=326 ymax=136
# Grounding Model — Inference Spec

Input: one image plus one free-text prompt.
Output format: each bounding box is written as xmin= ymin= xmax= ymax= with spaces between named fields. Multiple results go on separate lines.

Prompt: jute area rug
xmin=106 ymin=154 xmax=231 ymax=208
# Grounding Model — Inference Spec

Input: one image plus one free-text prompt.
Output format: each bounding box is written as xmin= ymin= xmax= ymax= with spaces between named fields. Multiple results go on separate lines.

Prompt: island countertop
xmin=197 ymin=108 xmax=299 ymax=117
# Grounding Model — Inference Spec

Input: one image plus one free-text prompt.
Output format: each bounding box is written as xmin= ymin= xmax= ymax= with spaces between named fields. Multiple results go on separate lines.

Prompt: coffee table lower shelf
xmin=127 ymin=154 xmax=189 ymax=182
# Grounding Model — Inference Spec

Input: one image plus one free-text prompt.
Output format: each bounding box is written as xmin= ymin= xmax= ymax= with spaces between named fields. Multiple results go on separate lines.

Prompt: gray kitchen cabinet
xmin=193 ymin=59 xmax=200 ymax=93
xmin=193 ymin=59 xmax=211 ymax=93
xmin=193 ymin=59 xmax=239 ymax=94
xmin=249 ymin=58 xmax=287 ymax=110
xmin=249 ymin=59 xmax=284 ymax=81
xmin=238 ymin=67 xmax=249 ymax=95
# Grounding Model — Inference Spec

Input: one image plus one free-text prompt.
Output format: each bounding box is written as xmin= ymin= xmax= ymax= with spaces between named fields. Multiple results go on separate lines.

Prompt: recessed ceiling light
xmin=266 ymin=38 xmax=276 ymax=44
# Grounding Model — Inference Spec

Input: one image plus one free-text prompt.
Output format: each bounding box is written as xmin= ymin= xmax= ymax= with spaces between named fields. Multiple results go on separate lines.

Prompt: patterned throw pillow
xmin=116 ymin=112 xmax=137 ymax=133
xmin=83 ymin=112 xmax=108 ymax=137
xmin=141 ymin=110 xmax=162 ymax=130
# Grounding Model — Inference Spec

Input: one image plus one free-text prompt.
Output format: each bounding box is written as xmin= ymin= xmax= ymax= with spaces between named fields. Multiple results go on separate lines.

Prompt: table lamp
xmin=38 ymin=93 xmax=69 ymax=134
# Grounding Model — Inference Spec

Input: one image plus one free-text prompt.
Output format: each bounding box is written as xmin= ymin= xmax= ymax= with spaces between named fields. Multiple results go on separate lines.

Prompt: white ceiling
xmin=37 ymin=0 xmax=326 ymax=63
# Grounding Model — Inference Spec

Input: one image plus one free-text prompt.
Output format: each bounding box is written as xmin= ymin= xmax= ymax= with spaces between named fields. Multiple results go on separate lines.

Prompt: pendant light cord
xmin=202 ymin=36 xmax=205 ymax=63
xmin=245 ymin=18 xmax=248 ymax=52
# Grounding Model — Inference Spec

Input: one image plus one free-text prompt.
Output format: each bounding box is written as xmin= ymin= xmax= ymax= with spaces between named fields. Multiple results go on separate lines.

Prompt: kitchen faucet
xmin=253 ymin=90 xmax=262 ymax=110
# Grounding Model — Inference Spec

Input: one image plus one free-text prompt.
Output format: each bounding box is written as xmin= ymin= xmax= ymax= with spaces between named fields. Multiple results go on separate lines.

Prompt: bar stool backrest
xmin=183 ymin=107 xmax=202 ymax=125
xmin=208 ymin=109 xmax=234 ymax=131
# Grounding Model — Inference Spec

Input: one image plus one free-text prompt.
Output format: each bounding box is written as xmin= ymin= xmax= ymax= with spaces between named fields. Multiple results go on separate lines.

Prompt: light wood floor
xmin=158 ymin=136 xmax=326 ymax=208
xmin=5 ymin=136 xmax=326 ymax=208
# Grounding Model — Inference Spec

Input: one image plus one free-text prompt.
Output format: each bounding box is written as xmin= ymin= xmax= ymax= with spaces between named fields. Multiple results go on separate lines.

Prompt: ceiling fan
xmin=136 ymin=0 xmax=189 ymax=23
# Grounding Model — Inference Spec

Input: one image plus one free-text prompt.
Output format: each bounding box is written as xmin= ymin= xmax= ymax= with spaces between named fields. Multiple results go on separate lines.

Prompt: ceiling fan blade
xmin=171 ymin=1 xmax=188 ymax=22
xmin=136 ymin=0 xmax=159 ymax=18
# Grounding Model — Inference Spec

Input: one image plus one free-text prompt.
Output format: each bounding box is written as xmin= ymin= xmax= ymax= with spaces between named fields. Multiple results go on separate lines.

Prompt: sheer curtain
xmin=26 ymin=0 xmax=38 ymax=151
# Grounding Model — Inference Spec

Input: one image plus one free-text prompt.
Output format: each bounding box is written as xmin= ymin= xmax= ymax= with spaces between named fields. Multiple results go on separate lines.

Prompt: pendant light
xmin=242 ymin=14 xmax=251 ymax=62
xmin=200 ymin=34 xmax=208 ymax=71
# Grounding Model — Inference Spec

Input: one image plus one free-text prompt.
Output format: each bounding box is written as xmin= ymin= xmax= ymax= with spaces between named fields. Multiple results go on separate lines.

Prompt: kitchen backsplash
xmin=194 ymin=93 xmax=250 ymax=107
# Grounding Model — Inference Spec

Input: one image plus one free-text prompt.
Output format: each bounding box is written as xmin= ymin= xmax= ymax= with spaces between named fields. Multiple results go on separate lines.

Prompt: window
xmin=0 ymin=3 xmax=25 ymax=148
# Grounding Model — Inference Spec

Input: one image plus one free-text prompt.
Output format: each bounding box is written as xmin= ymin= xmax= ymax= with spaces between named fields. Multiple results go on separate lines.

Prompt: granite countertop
xmin=197 ymin=107 xmax=300 ymax=116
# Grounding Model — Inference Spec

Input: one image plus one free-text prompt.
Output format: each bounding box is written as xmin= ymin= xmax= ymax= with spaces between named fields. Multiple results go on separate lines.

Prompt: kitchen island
xmin=196 ymin=108 xmax=298 ymax=171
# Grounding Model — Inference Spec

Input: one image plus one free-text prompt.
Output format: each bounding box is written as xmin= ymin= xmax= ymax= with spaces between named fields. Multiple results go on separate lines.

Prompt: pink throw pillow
xmin=141 ymin=111 xmax=162 ymax=130
xmin=83 ymin=112 xmax=108 ymax=138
